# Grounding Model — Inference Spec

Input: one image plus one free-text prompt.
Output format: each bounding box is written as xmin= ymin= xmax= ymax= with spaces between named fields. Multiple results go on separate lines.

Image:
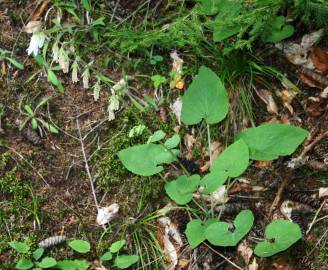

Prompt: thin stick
xmin=204 ymin=243 xmax=243 ymax=270
xmin=76 ymin=119 xmax=99 ymax=210
xmin=306 ymin=200 xmax=326 ymax=235
xmin=269 ymin=178 xmax=290 ymax=217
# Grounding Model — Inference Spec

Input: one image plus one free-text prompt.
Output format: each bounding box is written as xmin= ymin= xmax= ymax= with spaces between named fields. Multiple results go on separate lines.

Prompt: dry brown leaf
xmin=254 ymin=160 xmax=273 ymax=168
xmin=299 ymin=73 xmax=321 ymax=88
xmin=237 ymin=241 xmax=253 ymax=265
xmin=312 ymin=46 xmax=328 ymax=73
xmin=31 ymin=0 xmax=51 ymax=21
xmin=256 ymin=89 xmax=278 ymax=114
xmin=248 ymin=258 xmax=259 ymax=270
xmin=23 ymin=21 xmax=42 ymax=33
xmin=300 ymin=68 xmax=328 ymax=87
xmin=319 ymin=187 xmax=328 ymax=198
xmin=276 ymin=89 xmax=298 ymax=114
xmin=270 ymin=257 xmax=294 ymax=270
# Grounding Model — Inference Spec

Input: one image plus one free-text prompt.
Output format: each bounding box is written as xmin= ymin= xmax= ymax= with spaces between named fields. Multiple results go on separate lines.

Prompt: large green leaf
xmin=211 ymin=139 xmax=249 ymax=177
xmin=165 ymin=175 xmax=200 ymax=205
xmin=68 ymin=240 xmax=90 ymax=254
xmin=114 ymin=255 xmax=139 ymax=269
xmin=205 ymin=210 xmax=254 ymax=246
xmin=212 ymin=0 xmax=242 ymax=42
xmin=264 ymin=16 xmax=294 ymax=43
xmin=199 ymin=171 xmax=228 ymax=194
xmin=9 ymin=241 xmax=30 ymax=254
xmin=235 ymin=124 xmax=308 ymax=160
xmin=254 ymin=220 xmax=302 ymax=257
xmin=181 ymin=66 xmax=228 ymax=125
xmin=15 ymin=258 xmax=33 ymax=270
xmin=118 ymin=143 xmax=178 ymax=176
xmin=37 ymin=257 xmax=57 ymax=268
xmin=185 ymin=219 xmax=217 ymax=248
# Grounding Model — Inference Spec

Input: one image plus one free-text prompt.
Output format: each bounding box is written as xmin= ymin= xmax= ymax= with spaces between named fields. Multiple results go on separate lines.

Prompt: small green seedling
xmin=149 ymin=55 xmax=163 ymax=65
xmin=9 ymin=241 xmax=57 ymax=270
xmin=19 ymin=97 xmax=58 ymax=134
xmin=100 ymin=239 xmax=139 ymax=269
xmin=151 ymin=75 xmax=166 ymax=89
xmin=254 ymin=220 xmax=302 ymax=257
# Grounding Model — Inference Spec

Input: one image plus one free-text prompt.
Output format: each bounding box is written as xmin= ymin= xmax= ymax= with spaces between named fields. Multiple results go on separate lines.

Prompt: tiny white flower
xmin=82 ymin=67 xmax=90 ymax=89
xmin=93 ymin=80 xmax=101 ymax=101
xmin=27 ymin=32 xmax=46 ymax=56
xmin=52 ymin=41 xmax=60 ymax=62
xmin=58 ymin=46 xmax=69 ymax=73
xmin=71 ymin=59 xmax=79 ymax=83
xmin=108 ymin=94 xmax=119 ymax=111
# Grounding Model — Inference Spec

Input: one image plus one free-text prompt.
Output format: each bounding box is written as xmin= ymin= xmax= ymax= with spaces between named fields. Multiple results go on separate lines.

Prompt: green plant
xmin=118 ymin=66 xmax=308 ymax=257
xmin=9 ymin=241 xmax=57 ymax=269
xmin=19 ymin=97 xmax=58 ymax=134
xmin=100 ymin=240 xmax=139 ymax=269
xmin=0 ymin=49 xmax=24 ymax=70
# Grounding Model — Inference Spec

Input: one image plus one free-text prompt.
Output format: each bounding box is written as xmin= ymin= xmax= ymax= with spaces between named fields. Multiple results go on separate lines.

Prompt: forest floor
xmin=1 ymin=1 xmax=328 ymax=270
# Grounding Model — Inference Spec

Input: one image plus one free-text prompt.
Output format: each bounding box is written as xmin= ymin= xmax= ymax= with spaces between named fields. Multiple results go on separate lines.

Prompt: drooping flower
xmin=58 ymin=46 xmax=69 ymax=73
xmin=71 ymin=59 xmax=79 ymax=83
xmin=82 ymin=67 xmax=90 ymax=89
xmin=27 ymin=32 xmax=47 ymax=56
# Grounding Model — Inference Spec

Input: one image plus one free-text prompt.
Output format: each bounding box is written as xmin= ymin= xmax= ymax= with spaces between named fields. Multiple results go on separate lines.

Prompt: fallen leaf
xmin=319 ymin=187 xmax=328 ymax=198
xmin=157 ymin=217 xmax=183 ymax=270
xmin=276 ymin=88 xmax=298 ymax=114
xmin=96 ymin=204 xmax=119 ymax=225
xmin=254 ymin=160 xmax=273 ymax=169
xmin=276 ymin=29 xmax=323 ymax=68
xmin=211 ymin=185 xmax=228 ymax=204
xmin=248 ymin=258 xmax=259 ymax=270
xmin=299 ymin=73 xmax=320 ymax=88
xmin=300 ymin=68 xmax=328 ymax=87
xmin=256 ymin=89 xmax=278 ymax=114
xmin=237 ymin=241 xmax=253 ymax=265
xmin=312 ymin=46 xmax=328 ymax=73
xmin=23 ymin=21 xmax=42 ymax=33
xmin=169 ymin=51 xmax=184 ymax=90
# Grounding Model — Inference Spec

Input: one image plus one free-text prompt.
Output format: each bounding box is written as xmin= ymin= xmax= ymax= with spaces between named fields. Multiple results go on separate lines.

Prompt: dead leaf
xmin=276 ymin=29 xmax=323 ymax=68
xmin=96 ymin=204 xmax=119 ymax=225
xmin=255 ymin=89 xmax=278 ymax=114
xmin=23 ymin=21 xmax=42 ymax=33
xmin=299 ymin=73 xmax=321 ymax=88
xmin=237 ymin=241 xmax=253 ymax=265
xmin=248 ymin=258 xmax=259 ymax=270
xmin=311 ymin=46 xmax=328 ymax=73
xmin=170 ymin=98 xmax=182 ymax=124
xmin=270 ymin=257 xmax=294 ymax=270
xmin=300 ymin=68 xmax=328 ymax=87
xmin=254 ymin=160 xmax=273 ymax=169
xmin=276 ymin=88 xmax=298 ymax=114
xmin=157 ymin=217 xmax=183 ymax=270
xmin=31 ymin=0 xmax=50 ymax=21
xmin=319 ymin=187 xmax=328 ymax=198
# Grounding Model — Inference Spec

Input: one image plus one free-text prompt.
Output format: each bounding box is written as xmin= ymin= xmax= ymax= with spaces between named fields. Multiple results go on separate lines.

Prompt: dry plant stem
xmin=204 ymin=243 xmax=243 ymax=270
xmin=269 ymin=178 xmax=290 ymax=217
xmin=76 ymin=119 xmax=99 ymax=210
xmin=306 ymin=200 xmax=326 ymax=235
xmin=298 ymin=131 xmax=328 ymax=160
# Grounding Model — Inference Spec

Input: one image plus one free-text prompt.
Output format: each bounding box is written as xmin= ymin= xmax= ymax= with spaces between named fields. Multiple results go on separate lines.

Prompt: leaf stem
xmin=207 ymin=123 xmax=212 ymax=166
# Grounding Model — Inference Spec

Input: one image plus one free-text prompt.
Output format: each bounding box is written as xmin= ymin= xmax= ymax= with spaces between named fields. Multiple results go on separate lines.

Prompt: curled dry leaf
xmin=254 ymin=160 xmax=273 ymax=169
xmin=276 ymin=29 xmax=322 ymax=68
xmin=280 ymin=200 xmax=294 ymax=220
xmin=311 ymin=46 xmax=328 ymax=73
xmin=300 ymin=68 xmax=328 ymax=87
xmin=276 ymin=88 xmax=298 ymax=114
xmin=96 ymin=203 xmax=119 ymax=225
xmin=237 ymin=241 xmax=253 ymax=265
xmin=255 ymin=89 xmax=278 ymax=114
xmin=23 ymin=21 xmax=42 ymax=33
xmin=157 ymin=217 xmax=183 ymax=270
xmin=211 ymin=185 xmax=228 ymax=204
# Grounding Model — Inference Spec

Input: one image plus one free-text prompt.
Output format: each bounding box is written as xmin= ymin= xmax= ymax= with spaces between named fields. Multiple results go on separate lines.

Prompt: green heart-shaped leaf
xmin=37 ymin=257 xmax=57 ymax=268
xmin=9 ymin=241 xmax=30 ymax=254
xmin=118 ymin=143 xmax=178 ymax=176
xmin=211 ymin=139 xmax=249 ymax=177
xmin=199 ymin=171 xmax=228 ymax=194
xmin=110 ymin=240 xmax=126 ymax=253
xmin=264 ymin=16 xmax=294 ymax=43
xmin=235 ymin=124 xmax=308 ymax=160
xmin=68 ymin=240 xmax=90 ymax=254
xmin=114 ymin=255 xmax=139 ymax=269
xmin=15 ymin=258 xmax=33 ymax=270
xmin=181 ymin=66 xmax=228 ymax=125
xmin=254 ymin=220 xmax=302 ymax=257
xmin=205 ymin=210 xmax=254 ymax=246
xmin=165 ymin=175 xmax=200 ymax=205
xmin=185 ymin=219 xmax=217 ymax=248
